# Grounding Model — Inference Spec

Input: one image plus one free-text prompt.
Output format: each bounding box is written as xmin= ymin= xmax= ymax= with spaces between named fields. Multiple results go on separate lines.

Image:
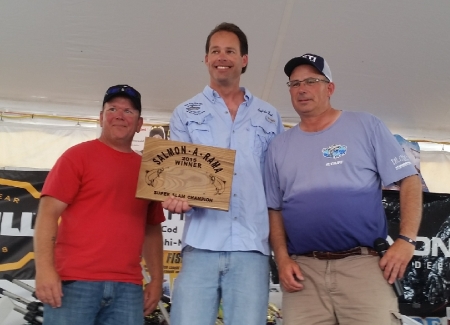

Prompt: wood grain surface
xmin=136 ymin=137 xmax=236 ymax=211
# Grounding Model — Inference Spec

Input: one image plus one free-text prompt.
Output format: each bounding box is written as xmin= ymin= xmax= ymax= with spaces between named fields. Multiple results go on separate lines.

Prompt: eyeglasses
xmin=105 ymin=85 xmax=141 ymax=100
xmin=286 ymin=78 xmax=329 ymax=88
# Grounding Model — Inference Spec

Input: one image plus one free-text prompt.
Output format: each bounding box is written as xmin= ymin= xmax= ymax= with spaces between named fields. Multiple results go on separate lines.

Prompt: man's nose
xmin=218 ymin=52 xmax=227 ymax=60
xmin=114 ymin=110 xmax=125 ymax=119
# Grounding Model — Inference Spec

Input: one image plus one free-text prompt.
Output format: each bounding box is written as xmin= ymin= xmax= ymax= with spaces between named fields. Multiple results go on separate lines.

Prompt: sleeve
xmin=168 ymin=105 xmax=201 ymax=216
xmin=41 ymin=150 xmax=82 ymax=204
xmin=169 ymin=106 xmax=192 ymax=143
xmin=371 ymin=117 xmax=418 ymax=186
xmin=146 ymin=201 xmax=166 ymax=225
xmin=275 ymin=110 xmax=285 ymax=136
xmin=264 ymin=139 xmax=283 ymax=210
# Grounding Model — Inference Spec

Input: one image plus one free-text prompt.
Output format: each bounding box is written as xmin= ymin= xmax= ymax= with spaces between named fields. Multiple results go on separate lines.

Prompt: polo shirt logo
xmin=322 ymin=144 xmax=347 ymax=159
xmin=185 ymin=102 xmax=205 ymax=115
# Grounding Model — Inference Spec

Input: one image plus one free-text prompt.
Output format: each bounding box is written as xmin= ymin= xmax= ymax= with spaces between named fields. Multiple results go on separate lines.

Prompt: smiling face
xmin=205 ymin=31 xmax=248 ymax=88
xmin=99 ymin=96 xmax=143 ymax=151
xmin=288 ymin=64 xmax=335 ymax=118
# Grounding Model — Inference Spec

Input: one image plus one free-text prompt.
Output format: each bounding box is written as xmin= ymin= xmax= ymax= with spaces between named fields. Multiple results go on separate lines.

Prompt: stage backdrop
xmin=0 ymin=170 xmax=46 ymax=278
xmin=0 ymin=169 xmax=185 ymax=297
xmin=1 ymin=171 xmax=450 ymax=322
xmin=384 ymin=190 xmax=450 ymax=318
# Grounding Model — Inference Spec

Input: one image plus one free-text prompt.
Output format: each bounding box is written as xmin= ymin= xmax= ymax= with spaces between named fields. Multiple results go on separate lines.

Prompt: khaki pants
xmin=282 ymin=254 xmax=402 ymax=325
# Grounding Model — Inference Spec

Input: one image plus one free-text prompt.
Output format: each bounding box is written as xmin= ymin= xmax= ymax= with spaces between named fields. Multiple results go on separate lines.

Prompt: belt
xmin=301 ymin=247 xmax=379 ymax=260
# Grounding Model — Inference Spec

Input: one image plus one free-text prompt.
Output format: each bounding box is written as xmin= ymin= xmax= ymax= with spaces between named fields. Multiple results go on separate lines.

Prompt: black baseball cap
xmin=284 ymin=53 xmax=332 ymax=82
xmin=103 ymin=84 xmax=142 ymax=112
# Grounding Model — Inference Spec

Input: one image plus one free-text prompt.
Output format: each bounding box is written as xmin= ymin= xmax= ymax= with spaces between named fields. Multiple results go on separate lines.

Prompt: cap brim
xmin=284 ymin=57 xmax=322 ymax=78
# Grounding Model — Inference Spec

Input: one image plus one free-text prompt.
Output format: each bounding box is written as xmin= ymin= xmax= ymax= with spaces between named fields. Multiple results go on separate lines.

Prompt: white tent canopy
xmin=1 ymin=0 xmax=450 ymax=141
xmin=1 ymin=0 xmax=450 ymax=194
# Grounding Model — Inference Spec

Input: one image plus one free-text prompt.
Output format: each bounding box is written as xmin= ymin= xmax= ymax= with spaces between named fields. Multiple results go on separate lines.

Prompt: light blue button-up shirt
xmin=170 ymin=86 xmax=283 ymax=255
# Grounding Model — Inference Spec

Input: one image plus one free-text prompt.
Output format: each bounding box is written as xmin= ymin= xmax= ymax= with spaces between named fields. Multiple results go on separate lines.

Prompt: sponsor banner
xmin=162 ymin=250 xmax=182 ymax=296
xmin=160 ymin=211 xmax=184 ymax=295
xmin=2 ymin=170 xmax=450 ymax=320
xmin=384 ymin=189 xmax=450 ymax=317
xmin=409 ymin=317 xmax=446 ymax=324
xmin=162 ymin=210 xmax=184 ymax=250
xmin=132 ymin=125 xmax=170 ymax=153
xmin=0 ymin=170 xmax=47 ymax=279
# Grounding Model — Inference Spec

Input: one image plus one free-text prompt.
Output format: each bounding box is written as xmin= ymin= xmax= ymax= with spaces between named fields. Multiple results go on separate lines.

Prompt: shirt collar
xmin=203 ymin=85 xmax=253 ymax=107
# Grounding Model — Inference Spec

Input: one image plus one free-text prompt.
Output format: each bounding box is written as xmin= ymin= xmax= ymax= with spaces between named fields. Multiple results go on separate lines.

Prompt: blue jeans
xmin=43 ymin=281 xmax=143 ymax=325
xmin=170 ymin=247 xmax=270 ymax=325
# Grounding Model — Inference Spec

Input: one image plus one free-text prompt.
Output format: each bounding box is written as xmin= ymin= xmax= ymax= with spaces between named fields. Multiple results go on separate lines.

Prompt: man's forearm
xmin=269 ymin=209 xmax=290 ymax=263
xmin=34 ymin=196 xmax=67 ymax=270
xmin=143 ymin=224 xmax=164 ymax=284
xmin=399 ymin=175 xmax=423 ymax=239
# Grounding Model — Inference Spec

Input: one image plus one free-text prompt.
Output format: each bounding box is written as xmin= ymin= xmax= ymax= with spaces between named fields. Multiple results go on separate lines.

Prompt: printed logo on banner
xmin=0 ymin=171 xmax=48 ymax=279
xmin=161 ymin=210 xmax=185 ymax=295
xmin=162 ymin=210 xmax=184 ymax=250
xmin=410 ymin=317 xmax=445 ymax=325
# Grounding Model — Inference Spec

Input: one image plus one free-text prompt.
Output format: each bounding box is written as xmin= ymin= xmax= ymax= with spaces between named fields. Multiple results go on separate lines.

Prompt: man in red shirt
xmin=34 ymin=85 xmax=165 ymax=325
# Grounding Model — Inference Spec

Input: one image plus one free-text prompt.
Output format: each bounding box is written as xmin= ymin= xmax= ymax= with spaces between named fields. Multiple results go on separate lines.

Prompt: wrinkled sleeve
xmin=371 ymin=117 xmax=417 ymax=186
xmin=264 ymin=139 xmax=283 ymax=210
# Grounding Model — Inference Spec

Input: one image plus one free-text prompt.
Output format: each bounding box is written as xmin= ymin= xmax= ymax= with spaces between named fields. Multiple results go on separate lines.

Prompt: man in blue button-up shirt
xmin=163 ymin=22 xmax=283 ymax=325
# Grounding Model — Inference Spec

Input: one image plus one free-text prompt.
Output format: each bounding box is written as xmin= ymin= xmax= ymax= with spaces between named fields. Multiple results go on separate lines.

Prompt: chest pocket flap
xmin=250 ymin=114 xmax=278 ymax=156
xmin=185 ymin=113 xmax=214 ymax=145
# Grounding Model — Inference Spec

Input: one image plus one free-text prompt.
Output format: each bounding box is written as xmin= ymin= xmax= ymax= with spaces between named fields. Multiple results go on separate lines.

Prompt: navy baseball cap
xmin=103 ymin=84 xmax=142 ymax=112
xmin=284 ymin=53 xmax=332 ymax=82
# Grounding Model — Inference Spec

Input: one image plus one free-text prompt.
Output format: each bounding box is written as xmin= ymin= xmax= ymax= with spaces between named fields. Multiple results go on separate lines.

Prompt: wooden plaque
xmin=136 ymin=137 xmax=236 ymax=211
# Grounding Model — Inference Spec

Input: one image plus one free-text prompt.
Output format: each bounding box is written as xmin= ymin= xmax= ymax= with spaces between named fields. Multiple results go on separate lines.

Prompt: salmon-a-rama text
xmin=152 ymin=146 xmax=223 ymax=173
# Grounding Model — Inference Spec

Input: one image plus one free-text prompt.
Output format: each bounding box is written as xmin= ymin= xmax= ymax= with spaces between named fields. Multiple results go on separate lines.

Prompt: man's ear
xmin=327 ymin=82 xmax=335 ymax=97
xmin=136 ymin=117 xmax=144 ymax=133
xmin=242 ymin=54 xmax=248 ymax=68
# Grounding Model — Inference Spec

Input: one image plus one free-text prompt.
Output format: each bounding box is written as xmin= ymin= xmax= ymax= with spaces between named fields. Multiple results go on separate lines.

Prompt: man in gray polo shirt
xmin=264 ymin=53 xmax=422 ymax=324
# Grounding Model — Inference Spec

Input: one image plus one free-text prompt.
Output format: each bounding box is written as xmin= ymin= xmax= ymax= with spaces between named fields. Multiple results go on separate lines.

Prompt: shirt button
xmin=234 ymin=173 xmax=237 ymax=175
xmin=225 ymin=111 xmax=229 ymax=114
xmin=233 ymin=194 xmax=237 ymax=197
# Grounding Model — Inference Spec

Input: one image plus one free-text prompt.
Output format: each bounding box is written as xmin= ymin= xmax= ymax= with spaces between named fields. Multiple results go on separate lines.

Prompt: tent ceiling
xmin=1 ymin=1 xmax=450 ymax=141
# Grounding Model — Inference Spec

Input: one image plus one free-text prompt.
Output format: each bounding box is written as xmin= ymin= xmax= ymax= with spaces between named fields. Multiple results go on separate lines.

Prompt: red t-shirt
xmin=41 ymin=139 xmax=165 ymax=284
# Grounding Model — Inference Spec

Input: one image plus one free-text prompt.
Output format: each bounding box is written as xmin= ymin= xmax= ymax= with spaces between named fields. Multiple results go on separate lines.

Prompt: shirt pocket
xmin=250 ymin=115 xmax=278 ymax=157
xmin=186 ymin=113 xmax=214 ymax=146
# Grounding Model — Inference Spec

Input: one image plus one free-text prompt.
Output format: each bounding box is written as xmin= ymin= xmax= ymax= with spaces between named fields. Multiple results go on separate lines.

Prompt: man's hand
xmin=379 ymin=239 xmax=415 ymax=284
xmin=143 ymin=280 xmax=163 ymax=316
xmin=35 ymin=266 xmax=63 ymax=308
xmin=162 ymin=196 xmax=192 ymax=214
xmin=277 ymin=257 xmax=305 ymax=293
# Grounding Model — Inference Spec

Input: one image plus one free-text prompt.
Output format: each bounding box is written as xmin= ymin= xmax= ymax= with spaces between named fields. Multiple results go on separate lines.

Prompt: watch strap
xmin=398 ymin=234 xmax=416 ymax=246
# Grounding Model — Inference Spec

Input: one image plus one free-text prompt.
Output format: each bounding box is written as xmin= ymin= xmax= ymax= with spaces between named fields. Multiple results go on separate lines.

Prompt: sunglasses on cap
xmin=103 ymin=84 xmax=142 ymax=111
xmin=104 ymin=85 xmax=141 ymax=100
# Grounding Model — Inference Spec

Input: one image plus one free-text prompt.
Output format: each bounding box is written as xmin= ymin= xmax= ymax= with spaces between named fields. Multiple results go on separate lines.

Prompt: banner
xmin=0 ymin=170 xmax=185 ymax=281
xmin=2 ymin=170 xmax=450 ymax=321
xmin=384 ymin=189 xmax=450 ymax=318
xmin=0 ymin=170 xmax=47 ymax=279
